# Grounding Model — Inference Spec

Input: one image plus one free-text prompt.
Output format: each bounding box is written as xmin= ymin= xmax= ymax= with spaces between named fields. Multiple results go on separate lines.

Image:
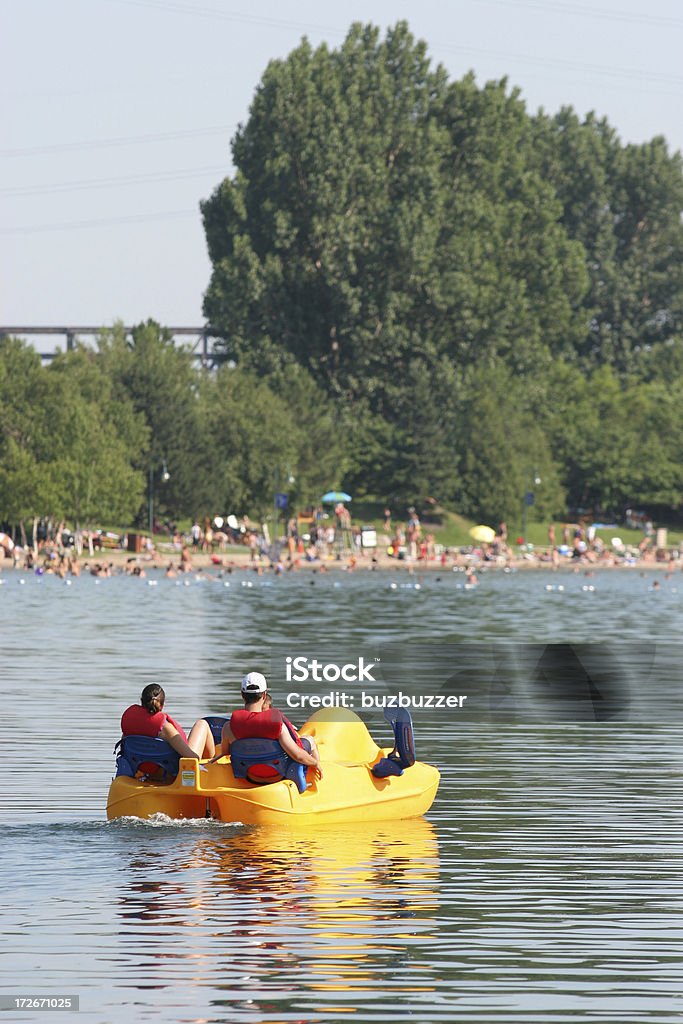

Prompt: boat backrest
xmin=371 ymin=709 xmax=416 ymax=777
xmin=115 ymin=736 xmax=180 ymax=781
xmin=230 ymin=738 xmax=307 ymax=794
xmin=203 ymin=716 xmax=230 ymax=744
xmin=383 ymin=706 xmax=416 ymax=768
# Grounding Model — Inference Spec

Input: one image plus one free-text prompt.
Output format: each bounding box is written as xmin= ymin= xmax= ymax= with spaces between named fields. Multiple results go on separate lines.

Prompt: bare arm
xmin=278 ymin=725 xmax=321 ymax=777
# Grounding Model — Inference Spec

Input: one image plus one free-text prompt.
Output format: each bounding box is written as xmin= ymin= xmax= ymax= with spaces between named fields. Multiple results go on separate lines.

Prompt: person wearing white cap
xmin=212 ymin=672 xmax=322 ymax=778
xmin=241 ymin=671 xmax=269 ymax=697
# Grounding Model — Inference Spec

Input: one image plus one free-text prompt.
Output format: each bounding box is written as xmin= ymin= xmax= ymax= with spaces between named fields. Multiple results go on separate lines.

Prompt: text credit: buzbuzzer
xmin=285 ymin=691 xmax=468 ymax=709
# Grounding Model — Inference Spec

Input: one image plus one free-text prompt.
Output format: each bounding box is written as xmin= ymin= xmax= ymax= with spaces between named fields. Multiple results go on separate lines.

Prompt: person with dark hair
xmin=121 ymin=684 xmax=215 ymax=759
xmin=213 ymin=672 xmax=321 ymax=778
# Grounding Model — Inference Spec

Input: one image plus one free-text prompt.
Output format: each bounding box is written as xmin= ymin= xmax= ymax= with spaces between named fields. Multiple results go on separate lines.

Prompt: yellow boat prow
xmin=106 ymin=708 xmax=440 ymax=826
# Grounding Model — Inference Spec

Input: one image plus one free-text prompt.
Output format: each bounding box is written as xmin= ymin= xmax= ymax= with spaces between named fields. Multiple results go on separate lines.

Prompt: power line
xmin=0 ymin=124 xmax=232 ymax=159
xmin=0 ymin=164 xmax=226 ymax=198
xmin=111 ymin=0 xmax=683 ymax=33
xmin=104 ymin=0 xmax=343 ymax=36
xmin=0 ymin=209 xmax=198 ymax=235
xmin=106 ymin=0 xmax=683 ymax=89
xmin=431 ymin=39 xmax=683 ymax=88
xmin=478 ymin=0 xmax=683 ymax=31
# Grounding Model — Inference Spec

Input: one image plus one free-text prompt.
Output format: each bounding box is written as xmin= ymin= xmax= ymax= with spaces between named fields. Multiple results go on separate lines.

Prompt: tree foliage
xmin=202 ymin=25 xmax=588 ymax=398
xmin=4 ymin=22 xmax=683 ymax=530
xmin=0 ymin=330 xmax=348 ymax=528
xmin=531 ymin=110 xmax=683 ymax=371
xmin=0 ymin=337 xmax=146 ymax=525
xmin=200 ymin=20 xmax=683 ymax=520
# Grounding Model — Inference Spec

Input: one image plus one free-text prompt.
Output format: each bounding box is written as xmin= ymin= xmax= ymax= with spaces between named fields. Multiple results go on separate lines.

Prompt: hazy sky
xmin=4 ymin=0 xmax=683 ymax=338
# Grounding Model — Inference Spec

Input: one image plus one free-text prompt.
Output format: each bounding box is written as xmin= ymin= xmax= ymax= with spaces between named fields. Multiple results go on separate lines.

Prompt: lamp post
xmin=148 ymin=459 xmax=170 ymax=536
xmin=272 ymin=468 xmax=295 ymax=546
xmin=522 ymin=469 xmax=541 ymax=544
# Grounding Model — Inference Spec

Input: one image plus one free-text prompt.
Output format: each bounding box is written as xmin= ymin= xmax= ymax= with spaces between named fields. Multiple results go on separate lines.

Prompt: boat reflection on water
xmin=113 ymin=818 xmax=440 ymax=1018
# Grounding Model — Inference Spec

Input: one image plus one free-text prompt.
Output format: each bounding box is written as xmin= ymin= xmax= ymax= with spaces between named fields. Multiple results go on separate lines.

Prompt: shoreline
xmin=1 ymin=546 xmax=679 ymax=575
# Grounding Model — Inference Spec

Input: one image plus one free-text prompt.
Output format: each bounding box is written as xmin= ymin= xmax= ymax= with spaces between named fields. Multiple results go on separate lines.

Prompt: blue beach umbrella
xmin=321 ymin=491 xmax=352 ymax=503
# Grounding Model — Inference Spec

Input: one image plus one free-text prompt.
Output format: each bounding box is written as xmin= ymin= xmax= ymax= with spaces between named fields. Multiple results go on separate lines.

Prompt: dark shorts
xmin=300 ymin=737 xmax=312 ymax=754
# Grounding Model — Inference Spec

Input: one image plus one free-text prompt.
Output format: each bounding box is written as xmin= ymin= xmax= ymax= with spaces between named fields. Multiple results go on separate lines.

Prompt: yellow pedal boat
xmin=106 ymin=708 xmax=440 ymax=826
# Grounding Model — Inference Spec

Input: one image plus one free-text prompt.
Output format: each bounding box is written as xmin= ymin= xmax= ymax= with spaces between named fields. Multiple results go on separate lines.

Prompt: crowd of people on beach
xmin=1 ymin=507 xmax=680 ymax=579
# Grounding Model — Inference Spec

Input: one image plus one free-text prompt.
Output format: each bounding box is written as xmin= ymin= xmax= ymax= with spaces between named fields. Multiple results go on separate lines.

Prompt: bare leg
xmin=187 ymin=720 xmax=215 ymax=759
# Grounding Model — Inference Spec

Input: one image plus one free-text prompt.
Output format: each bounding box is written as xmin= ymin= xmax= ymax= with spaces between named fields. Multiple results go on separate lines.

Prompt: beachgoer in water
xmin=121 ymin=683 xmax=215 ymax=759
xmin=213 ymin=672 xmax=321 ymax=778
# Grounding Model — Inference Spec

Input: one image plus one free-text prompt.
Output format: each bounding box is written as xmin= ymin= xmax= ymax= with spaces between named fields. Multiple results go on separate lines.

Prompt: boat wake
xmin=108 ymin=813 xmax=245 ymax=830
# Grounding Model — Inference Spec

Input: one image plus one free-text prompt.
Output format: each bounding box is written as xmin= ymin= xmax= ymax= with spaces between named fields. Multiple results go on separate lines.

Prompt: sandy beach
xmin=2 ymin=543 xmax=677 ymax=575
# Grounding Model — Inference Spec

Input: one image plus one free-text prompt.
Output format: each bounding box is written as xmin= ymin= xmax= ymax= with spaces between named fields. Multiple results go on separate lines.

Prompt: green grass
xmin=93 ymin=506 xmax=683 ymax=552
xmin=343 ymin=506 xmax=683 ymax=550
xmin=344 ymin=507 xmax=484 ymax=547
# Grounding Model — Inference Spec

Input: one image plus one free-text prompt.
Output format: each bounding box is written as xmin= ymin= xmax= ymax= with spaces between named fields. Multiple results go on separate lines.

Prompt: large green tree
xmin=200 ymin=22 xmax=598 ymax=507
xmin=0 ymin=337 xmax=145 ymax=527
xmin=48 ymin=348 xmax=148 ymax=524
xmin=532 ymin=110 xmax=683 ymax=372
xmin=455 ymin=360 xmax=565 ymax=526
xmin=0 ymin=339 xmax=57 ymax=523
xmin=203 ymin=23 xmax=451 ymax=411
xmin=539 ymin=361 xmax=683 ymax=513
xmin=434 ymin=77 xmax=588 ymax=371
xmin=195 ymin=365 xmax=300 ymax=518
xmin=202 ymin=23 xmax=589 ymax=402
xmin=96 ymin=320 xmax=205 ymax=523
xmin=194 ymin=363 xmax=349 ymax=518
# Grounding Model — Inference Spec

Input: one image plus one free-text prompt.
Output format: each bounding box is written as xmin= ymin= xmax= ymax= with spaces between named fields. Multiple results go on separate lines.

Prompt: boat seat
xmin=115 ymin=736 xmax=180 ymax=781
xmin=203 ymin=716 xmax=230 ymax=744
xmin=230 ymin=738 xmax=308 ymax=794
xmin=371 ymin=756 xmax=405 ymax=778
xmin=371 ymin=707 xmax=416 ymax=778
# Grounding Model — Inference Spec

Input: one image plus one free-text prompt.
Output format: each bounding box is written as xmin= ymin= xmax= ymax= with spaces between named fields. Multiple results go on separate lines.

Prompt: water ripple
xmin=1 ymin=572 xmax=682 ymax=1020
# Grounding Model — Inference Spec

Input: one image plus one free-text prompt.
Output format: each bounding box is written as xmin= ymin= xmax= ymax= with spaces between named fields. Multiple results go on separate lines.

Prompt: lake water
xmin=1 ymin=567 xmax=682 ymax=1022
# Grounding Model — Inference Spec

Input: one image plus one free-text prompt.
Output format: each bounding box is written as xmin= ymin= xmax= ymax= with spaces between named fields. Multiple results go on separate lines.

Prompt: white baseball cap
xmin=241 ymin=671 xmax=268 ymax=694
